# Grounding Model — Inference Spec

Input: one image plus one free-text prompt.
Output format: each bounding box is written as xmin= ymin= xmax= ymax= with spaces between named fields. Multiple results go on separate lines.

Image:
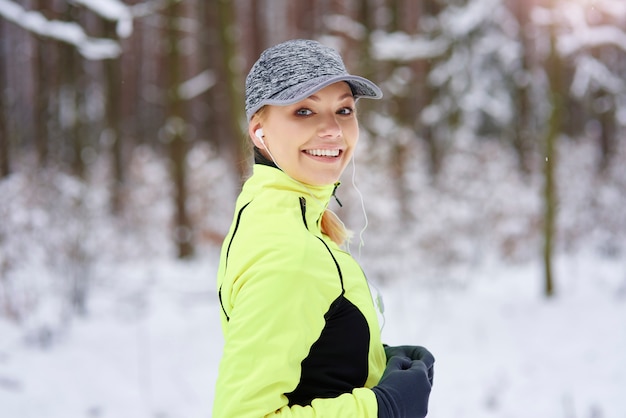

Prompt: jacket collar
xmin=244 ymin=163 xmax=338 ymax=226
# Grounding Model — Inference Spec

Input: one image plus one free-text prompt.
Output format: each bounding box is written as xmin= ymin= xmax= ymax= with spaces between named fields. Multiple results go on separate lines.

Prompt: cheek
xmin=346 ymin=121 xmax=359 ymax=139
xmin=346 ymin=127 xmax=359 ymax=149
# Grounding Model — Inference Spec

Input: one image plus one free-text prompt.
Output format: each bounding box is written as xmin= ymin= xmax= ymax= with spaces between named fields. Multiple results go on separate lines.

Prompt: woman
xmin=213 ymin=39 xmax=434 ymax=418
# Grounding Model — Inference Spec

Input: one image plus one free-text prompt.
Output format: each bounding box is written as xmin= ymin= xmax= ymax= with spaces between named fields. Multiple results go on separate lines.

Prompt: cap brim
xmin=246 ymin=74 xmax=382 ymax=121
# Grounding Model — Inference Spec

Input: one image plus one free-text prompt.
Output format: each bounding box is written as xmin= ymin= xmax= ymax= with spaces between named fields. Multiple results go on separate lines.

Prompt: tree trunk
xmin=119 ymin=18 xmax=141 ymax=151
xmin=102 ymin=19 xmax=124 ymax=214
xmin=597 ymin=98 xmax=615 ymax=173
xmin=420 ymin=0 xmax=444 ymax=178
xmin=249 ymin=0 xmax=267 ymax=64
xmin=166 ymin=0 xmax=194 ymax=259
xmin=0 ymin=18 xmax=9 ymax=178
xmin=543 ymin=10 xmax=562 ymax=298
xmin=197 ymin=0 xmax=219 ymax=149
xmin=392 ymin=0 xmax=421 ymax=222
xmin=290 ymin=0 xmax=316 ymax=39
xmin=511 ymin=0 xmax=534 ymax=175
xmin=215 ymin=0 xmax=247 ymax=180
xmin=354 ymin=0 xmax=377 ymax=121
xmin=60 ymin=3 xmax=85 ymax=177
xmin=32 ymin=0 xmax=51 ymax=167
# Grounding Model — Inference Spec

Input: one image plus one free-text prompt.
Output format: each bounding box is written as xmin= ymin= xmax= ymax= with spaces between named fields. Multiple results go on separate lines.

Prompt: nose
xmin=317 ymin=113 xmax=342 ymax=139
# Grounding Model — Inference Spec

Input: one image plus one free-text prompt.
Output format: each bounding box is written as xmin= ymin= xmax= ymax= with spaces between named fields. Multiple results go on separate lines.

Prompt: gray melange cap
xmin=245 ymin=39 xmax=382 ymax=121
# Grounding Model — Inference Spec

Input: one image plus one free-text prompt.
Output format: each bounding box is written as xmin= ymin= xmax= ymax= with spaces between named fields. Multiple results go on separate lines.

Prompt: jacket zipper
xmin=299 ymin=197 xmax=308 ymax=229
xmin=300 ymin=195 xmax=345 ymax=294
xmin=331 ymin=182 xmax=342 ymax=207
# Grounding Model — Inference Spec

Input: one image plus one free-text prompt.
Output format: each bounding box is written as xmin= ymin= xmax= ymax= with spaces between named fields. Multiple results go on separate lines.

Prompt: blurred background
xmin=1 ymin=0 xmax=625 ymax=417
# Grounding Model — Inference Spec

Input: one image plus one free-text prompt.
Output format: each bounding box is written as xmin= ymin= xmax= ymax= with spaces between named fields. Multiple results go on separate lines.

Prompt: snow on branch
xmin=70 ymin=0 xmax=170 ymax=35
xmin=571 ymin=55 xmax=625 ymax=97
xmin=178 ymin=70 xmax=216 ymax=100
xmin=371 ymin=31 xmax=449 ymax=62
xmin=70 ymin=0 xmax=133 ymax=38
xmin=0 ymin=0 xmax=167 ymax=59
xmin=533 ymin=4 xmax=626 ymax=56
xmin=440 ymin=0 xmax=501 ymax=38
xmin=130 ymin=0 xmax=169 ymax=19
xmin=559 ymin=25 xmax=626 ymax=56
xmin=0 ymin=0 xmax=121 ymax=60
xmin=323 ymin=15 xmax=367 ymax=40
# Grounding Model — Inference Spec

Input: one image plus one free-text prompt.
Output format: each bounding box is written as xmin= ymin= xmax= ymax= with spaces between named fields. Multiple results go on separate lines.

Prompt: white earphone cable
xmin=349 ymin=154 xmax=368 ymax=258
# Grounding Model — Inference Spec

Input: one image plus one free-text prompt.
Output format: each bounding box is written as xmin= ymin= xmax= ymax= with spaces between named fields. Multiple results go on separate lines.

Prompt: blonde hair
xmin=320 ymin=209 xmax=351 ymax=246
xmin=250 ymin=108 xmax=351 ymax=246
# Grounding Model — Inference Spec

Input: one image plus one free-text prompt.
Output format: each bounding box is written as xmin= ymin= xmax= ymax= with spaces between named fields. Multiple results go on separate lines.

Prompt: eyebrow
xmin=306 ymin=92 xmax=355 ymax=102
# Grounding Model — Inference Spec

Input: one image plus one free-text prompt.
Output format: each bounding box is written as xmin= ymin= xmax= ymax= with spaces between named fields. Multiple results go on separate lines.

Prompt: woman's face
xmin=250 ymin=82 xmax=359 ymax=186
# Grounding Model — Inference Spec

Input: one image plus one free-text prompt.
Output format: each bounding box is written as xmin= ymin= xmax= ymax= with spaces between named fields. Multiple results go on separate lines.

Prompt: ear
xmin=248 ymin=121 xmax=264 ymax=149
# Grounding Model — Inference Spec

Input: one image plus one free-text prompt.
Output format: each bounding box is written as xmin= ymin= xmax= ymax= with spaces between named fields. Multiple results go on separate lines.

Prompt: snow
xmin=371 ymin=31 xmax=449 ymax=61
xmin=0 ymin=0 xmax=121 ymax=60
xmin=530 ymin=1 xmax=626 ymax=57
xmin=382 ymin=256 xmax=626 ymax=418
xmin=1 ymin=253 xmax=624 ymax=417
xmin=558 ymin=6 xmax=626 ymax=57
xmin=178 ymin=70 xmax=217 ymax=101
xmin=0 ymin=0 xmax=169 ymax=58
xmin=129 ymin=1 xmax=169 ymax=20
xmin=323 ymin=15 xmax=367 ymax=41
xmin=439 ymin=0 xmax=501 ymax=38
xmin=72 ymin=0 xmax=133 ymax=38
xmin=571 ymin=56 xmax=625 ymax=98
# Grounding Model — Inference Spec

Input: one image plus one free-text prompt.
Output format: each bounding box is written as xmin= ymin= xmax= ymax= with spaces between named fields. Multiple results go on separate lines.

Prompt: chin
xmin=296 ymin=175 xmax=337 ymax=187
xmin=310 ymin=177 xmax=340 ymax=186
xmin=291 ymin=167 xmax=343 ymax=186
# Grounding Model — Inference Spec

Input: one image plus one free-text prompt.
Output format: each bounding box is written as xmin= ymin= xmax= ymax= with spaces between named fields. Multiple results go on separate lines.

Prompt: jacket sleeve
xmin=212 ymin=231 xmax=379 ymax=418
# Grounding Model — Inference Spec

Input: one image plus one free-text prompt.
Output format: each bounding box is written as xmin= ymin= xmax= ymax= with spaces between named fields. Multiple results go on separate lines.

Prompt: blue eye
xmin=338 ymin=107 xmax=354 ymax=115
xmin=296 ymin=108 xmax=313 ymax=116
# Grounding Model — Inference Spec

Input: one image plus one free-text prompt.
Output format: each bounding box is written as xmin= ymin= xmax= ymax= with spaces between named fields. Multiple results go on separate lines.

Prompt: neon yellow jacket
xmin=213 ymin=164 xmax=386 ymax=417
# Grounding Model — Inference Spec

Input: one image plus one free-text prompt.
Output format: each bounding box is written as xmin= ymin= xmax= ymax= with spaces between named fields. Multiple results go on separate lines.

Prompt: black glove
xmin=372 ymin=356 xmax=432 ymax=418
xmin=384 ymin=345 xmax=435 ymax=386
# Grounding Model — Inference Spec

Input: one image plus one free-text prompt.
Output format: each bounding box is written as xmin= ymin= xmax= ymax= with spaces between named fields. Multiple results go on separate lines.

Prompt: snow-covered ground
xmin=383 ymin=254 xmax=626 ymax=418
xmin=1 ymin=250 xmax=624 ymax=418
xmin=1 ymin=136 xmax=624 ymax=418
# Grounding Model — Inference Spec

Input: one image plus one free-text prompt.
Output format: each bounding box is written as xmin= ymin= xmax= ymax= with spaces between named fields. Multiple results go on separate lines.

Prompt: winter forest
xmin=1 ymin=0 xmax=625 ymax=417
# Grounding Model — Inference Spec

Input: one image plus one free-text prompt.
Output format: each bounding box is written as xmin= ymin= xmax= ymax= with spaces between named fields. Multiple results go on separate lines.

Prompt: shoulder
xmin=239 ymin=189 xmax=308 ymax=240
xmin=226 ymin=190 xmax=312 ymax=273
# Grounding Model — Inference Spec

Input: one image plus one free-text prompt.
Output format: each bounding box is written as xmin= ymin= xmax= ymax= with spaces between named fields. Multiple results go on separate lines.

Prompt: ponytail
xmin=320 ymin=209 xmax=352 ymax=246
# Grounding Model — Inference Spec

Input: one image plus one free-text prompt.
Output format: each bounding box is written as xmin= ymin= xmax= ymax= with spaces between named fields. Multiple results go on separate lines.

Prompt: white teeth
xmin=306 ymin=149 xmax=340 ymax=157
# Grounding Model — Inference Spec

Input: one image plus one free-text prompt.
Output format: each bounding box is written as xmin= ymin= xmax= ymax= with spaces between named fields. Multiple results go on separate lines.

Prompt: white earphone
xmin=254 ymin=128 xmax=267 ymax=149
xmin=254 ymin=127 xmax=280 ymax=169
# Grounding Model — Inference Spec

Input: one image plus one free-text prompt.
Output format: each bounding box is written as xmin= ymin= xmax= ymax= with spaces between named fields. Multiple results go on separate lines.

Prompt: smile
xmin=304 ymin=149 xmax=341 ymax=157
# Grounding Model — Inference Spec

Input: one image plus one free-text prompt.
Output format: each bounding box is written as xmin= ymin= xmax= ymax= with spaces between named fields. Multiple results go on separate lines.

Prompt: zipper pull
xmin=332 ymin=182 xmax=343 ymax=207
